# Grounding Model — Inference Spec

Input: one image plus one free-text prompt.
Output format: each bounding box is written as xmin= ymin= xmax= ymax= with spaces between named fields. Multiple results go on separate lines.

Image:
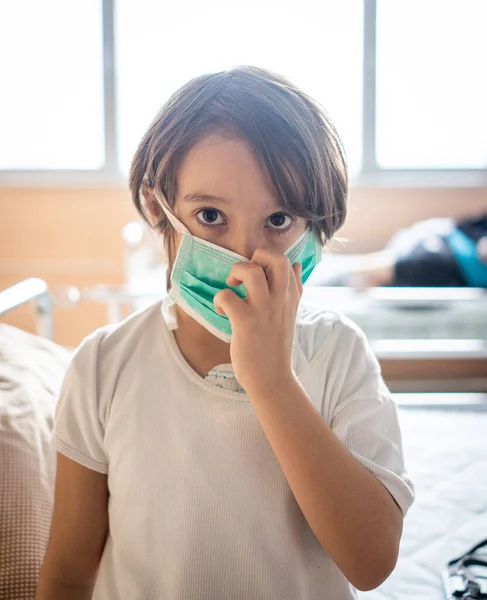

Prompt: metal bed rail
xmin=2 ymin=280 xmax=487 ymax=360
xmin=393 ymin=392 xmax=487 ymax=410
xmin=2 ymin=280 xmax=486 ymax=396
xmin=0 ymin=278 xmax=54 ymax=339
xmin=82 ymin=284 xmax=487 ymax=361
xmin=0 ymin=278 xmax=80 ymax=340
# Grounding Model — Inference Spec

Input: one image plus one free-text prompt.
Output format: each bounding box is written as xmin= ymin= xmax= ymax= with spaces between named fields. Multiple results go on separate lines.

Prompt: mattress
xmin=0 ymin=324 xmax=72 ymax=600
xmin=358 ymin=401 xmax=487 ymax=600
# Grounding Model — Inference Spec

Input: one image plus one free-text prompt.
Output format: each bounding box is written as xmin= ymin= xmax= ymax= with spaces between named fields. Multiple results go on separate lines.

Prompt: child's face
xmin=173 ymin=132 xmax=307 ymax=259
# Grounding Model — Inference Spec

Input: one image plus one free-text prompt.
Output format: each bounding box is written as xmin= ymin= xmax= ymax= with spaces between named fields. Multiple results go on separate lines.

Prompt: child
xmin=36 ymin=66 xmax=415 ymax=600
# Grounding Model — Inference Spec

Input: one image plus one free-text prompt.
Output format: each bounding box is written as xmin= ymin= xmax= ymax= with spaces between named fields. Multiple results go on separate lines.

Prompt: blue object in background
xmin=445 ymin=228 xmax=487 ymax=288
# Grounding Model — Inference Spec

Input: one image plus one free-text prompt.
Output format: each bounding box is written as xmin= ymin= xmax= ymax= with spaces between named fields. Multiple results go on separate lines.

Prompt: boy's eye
xmin=268 ymin=213 xmax=292 ymax=229
xmin=196 ymin=208 xmax=225 ymax=225
xmin=194 ymin=209 xmax=294 ymax=231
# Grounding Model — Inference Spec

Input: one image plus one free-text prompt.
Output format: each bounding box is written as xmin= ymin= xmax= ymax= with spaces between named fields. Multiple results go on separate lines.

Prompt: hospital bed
xmin=1 ymin=277 xmax=487 ymax=599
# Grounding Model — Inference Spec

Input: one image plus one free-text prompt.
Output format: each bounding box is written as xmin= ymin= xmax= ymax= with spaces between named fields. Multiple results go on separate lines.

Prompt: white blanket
xmin=359 ymin=405 xmax=487 ymax=599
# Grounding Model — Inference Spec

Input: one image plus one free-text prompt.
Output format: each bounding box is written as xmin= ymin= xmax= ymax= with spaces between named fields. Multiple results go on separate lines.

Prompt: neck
xmin=172 ymin=304 xmax=232 ymax=370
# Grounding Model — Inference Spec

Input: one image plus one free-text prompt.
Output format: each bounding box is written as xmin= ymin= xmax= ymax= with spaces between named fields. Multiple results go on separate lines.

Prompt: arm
xmin=213 ymin=249 xmax=408 ymax=591
xmin=36 ymin=453 xmax=109 ymax=600
xmin=248 ymin=375 xmax=403 ymax=592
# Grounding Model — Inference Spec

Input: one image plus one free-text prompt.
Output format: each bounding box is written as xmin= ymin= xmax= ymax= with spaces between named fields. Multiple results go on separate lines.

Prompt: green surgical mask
xmin=147 ymin=189 xmax=323 ymax=343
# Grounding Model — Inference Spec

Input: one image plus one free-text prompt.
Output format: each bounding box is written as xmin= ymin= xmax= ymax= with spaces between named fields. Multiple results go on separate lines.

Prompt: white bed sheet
xmin=358 ymin=404 xmax=487 ymax=600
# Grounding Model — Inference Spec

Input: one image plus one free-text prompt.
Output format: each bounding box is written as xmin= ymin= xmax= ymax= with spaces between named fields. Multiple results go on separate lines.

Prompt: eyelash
xmin=193 ymin=208 xmax=296 ymax=236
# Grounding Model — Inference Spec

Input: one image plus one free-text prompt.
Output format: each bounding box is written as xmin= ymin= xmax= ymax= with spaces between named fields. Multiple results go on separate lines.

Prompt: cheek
xmin=296 ymin=219 xmax=308 ymax=235
xmin=174 ymin=231 xmax=183 ymax=251
xmin=164 ymin=231 xmax=182 ymax=268
xmin=277 ymin=220 xmax=307 ymax=250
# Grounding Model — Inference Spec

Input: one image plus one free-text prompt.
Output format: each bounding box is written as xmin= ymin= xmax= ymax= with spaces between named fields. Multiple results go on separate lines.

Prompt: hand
xmin=213 ymin=248 xmax=303 ymax=397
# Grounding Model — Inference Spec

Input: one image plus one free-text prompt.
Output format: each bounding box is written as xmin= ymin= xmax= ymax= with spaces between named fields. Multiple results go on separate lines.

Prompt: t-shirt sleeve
xmin=329 ymin=322 xmax=415 ymax=517
xmin=51 ymin=330 xmax=109 ymax=474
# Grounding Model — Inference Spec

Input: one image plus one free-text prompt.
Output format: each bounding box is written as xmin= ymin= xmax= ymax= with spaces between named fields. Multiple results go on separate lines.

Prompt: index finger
xmin=250 ymin=248 xmax=291 ymax=296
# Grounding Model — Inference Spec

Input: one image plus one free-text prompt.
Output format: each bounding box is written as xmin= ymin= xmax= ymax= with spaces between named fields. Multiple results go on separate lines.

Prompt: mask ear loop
xmin=137 ymin=184 xmax=191 ymax=293
xmin=139 ymin=182 xmax=191 ymax=235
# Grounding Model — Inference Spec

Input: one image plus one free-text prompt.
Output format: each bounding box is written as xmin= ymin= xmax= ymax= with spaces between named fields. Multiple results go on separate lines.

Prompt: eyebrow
xmin=182 ymin=192 xmax=286 ymax=211
xmin=182 ymin=193 xmax=230 ymax=205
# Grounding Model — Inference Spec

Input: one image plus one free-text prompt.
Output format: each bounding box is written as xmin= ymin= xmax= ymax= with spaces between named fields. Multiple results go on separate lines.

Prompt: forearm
xmin=247 ymin=375 xmax=403 ymax=592
xmin=36 ymin=571 xmax=95 ymax=600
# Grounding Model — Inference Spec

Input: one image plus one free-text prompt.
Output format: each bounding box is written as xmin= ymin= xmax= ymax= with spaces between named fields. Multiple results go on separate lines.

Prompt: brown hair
xmin=129 ymin=65 xmax=348 ymax=290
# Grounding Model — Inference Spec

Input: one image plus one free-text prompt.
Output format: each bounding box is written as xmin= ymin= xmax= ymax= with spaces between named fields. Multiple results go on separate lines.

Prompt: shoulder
xmin=58 ymin=300 xmax=166 ymax=425
xmin=70 ymin=300 xmax=165 ymax=374
xmin=295 ymin=301 xmax=375 ymax=369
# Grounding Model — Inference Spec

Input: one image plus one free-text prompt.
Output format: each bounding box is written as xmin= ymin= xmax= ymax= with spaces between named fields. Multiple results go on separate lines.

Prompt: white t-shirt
xmin=51 ymin=298 xmax=415 ymax=600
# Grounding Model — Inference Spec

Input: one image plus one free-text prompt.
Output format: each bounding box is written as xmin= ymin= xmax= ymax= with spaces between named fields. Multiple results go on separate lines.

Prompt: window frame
xmin=356 ymin=0 xmax=487 ymax=188
xmin=0 ymin=0 xmax=121 ymax=187
xmin=1 ymin=0 xmax=485 ymax=188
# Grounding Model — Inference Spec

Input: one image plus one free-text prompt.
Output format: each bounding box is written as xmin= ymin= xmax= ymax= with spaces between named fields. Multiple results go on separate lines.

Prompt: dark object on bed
xmin=457 ymin=214 xmax=487 ymax=244
xmin=393 ymin=235 xmax=467 ymax=287
xmin=393 ymin=213 xmax=487 ymax=288
xmin=442 ymin=538 xmax=487 ymax=599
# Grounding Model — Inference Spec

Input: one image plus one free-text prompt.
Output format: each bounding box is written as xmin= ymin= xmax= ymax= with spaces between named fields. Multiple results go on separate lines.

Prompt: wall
xmin=0 ymin=187 xmax=134 ymax=346
xmin=1 ymin=185 xmax=486 ymax=348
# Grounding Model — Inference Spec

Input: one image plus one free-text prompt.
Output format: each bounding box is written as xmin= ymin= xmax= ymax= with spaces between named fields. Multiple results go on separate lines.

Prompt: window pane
xmin=0 ymin=1 xmax=104 ymax=170
xmin=376 ymin=0 xmax=487 ymax=169
xmin=116 ymin=0 xmax=362 ymax=177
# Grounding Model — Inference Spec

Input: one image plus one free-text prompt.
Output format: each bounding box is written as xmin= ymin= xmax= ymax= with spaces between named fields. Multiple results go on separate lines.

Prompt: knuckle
xmin=247 ymin=264 xmax=265 ymax=279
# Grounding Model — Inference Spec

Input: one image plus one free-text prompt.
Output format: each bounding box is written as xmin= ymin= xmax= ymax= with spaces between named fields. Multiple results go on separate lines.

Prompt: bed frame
xmin=0 ymin=278 xmax=55 ymax=339
xmin=2 ymin=278 xmax=487 ymax=396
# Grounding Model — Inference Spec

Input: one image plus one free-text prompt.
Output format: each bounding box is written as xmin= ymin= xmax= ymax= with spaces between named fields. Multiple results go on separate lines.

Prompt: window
xmin=115 ymin=0 xmax=363 ymax=177
xmin=0 ymin=0 xmax=104 ymax=170
xmin=376 ymin=0 xmax=487 ymax=169
xmin=0 ymin=0 xmax=485 ymax=184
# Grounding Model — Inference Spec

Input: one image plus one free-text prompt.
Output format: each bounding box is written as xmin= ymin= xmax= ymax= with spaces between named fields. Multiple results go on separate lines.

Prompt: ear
xmin=142 ymin=188 xmax=165 ymax=228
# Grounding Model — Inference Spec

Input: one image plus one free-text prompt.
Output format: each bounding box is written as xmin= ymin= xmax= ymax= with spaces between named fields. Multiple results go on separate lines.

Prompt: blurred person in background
xmin=313 ymin=212 xmax=487 ymax=290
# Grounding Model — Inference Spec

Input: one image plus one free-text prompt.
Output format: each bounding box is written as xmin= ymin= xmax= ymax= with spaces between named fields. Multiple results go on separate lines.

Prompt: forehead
xmin=176 ymin=132 xmax=281 ymax=210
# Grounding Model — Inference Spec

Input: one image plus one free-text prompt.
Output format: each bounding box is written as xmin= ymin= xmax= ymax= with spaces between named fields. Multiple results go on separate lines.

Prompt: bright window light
xmin=376 ymin=0 xmax=487 ymax=169
xmin=0 ymin=0 xmax=104 ymax=169
xmin=115 ymin=0 xmax=363 ymax=177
